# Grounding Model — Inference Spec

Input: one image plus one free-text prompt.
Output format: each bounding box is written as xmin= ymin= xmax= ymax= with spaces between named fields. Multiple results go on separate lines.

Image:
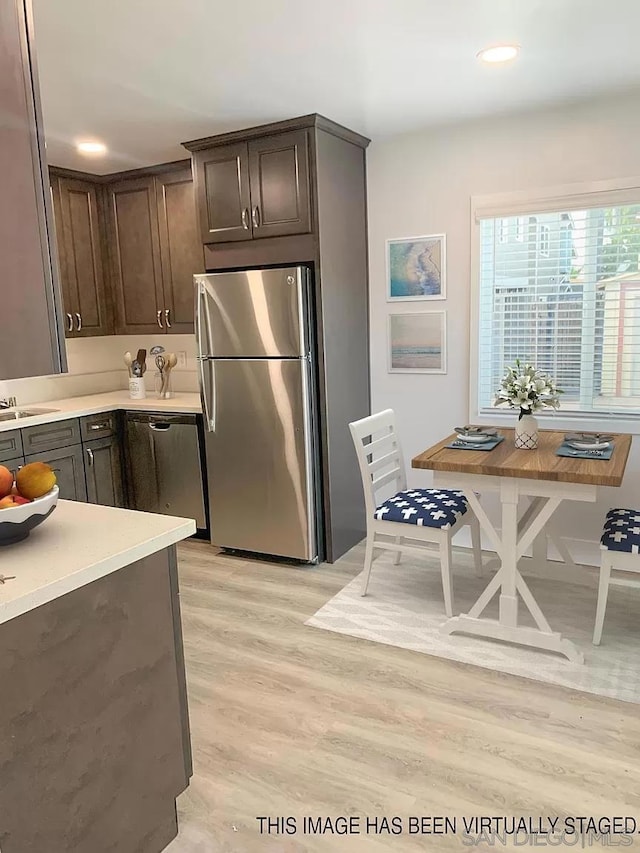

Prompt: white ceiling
xmin=34 ymin=0 xmax=640 ymax=173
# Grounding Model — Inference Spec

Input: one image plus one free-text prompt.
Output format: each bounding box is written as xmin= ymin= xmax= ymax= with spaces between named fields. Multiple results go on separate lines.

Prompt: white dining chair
xmin=349 ymin=409 xmax=483 ymax=616
xmin=593 ymin=507 xmax=640 ymax=645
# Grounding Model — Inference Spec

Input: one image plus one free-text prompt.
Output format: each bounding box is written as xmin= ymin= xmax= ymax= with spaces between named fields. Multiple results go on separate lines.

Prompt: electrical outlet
xmin=177 ymin=351 xmax=187 ymax=368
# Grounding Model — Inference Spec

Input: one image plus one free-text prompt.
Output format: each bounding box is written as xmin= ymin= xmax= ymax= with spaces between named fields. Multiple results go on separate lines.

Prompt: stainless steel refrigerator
xmin=195 ymin=266 xmax=319 ymax=562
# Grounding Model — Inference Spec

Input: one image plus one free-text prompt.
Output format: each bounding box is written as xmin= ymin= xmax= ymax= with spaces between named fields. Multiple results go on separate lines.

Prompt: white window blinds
xmin=477 ymin=203 xmax=640 ymax=417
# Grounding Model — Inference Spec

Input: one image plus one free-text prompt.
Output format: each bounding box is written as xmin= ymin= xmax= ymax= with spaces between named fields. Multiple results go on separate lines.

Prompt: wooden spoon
xmin=162 ymin=352 xmax=177 ymax=397
xmin=135 ymin=349 xmax=147 ymax=375
xmin=124 ymin=351 xmax=133 ymax=377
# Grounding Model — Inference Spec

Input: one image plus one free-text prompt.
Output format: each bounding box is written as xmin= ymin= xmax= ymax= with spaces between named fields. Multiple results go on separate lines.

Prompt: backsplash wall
xmin=0 ymin=334 xmax=198 ymax=405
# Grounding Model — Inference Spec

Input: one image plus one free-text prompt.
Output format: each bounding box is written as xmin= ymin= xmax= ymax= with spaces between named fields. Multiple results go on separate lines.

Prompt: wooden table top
xmin=411 ymin=428 xmax=632 ymax=487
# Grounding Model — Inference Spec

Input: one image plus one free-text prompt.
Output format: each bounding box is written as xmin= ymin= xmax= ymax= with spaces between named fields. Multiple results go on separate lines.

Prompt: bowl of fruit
xmin=0 ymin=462 xmax=58 ymax=546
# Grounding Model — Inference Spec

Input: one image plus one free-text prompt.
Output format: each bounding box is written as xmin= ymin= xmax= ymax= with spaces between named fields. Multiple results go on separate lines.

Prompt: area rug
xmin=306 ymin=544 xmax=640 ymax=704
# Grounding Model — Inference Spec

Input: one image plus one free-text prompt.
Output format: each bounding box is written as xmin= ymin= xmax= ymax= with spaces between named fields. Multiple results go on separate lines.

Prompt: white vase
xmin=515 ymin=413 xmax=538 ymax=449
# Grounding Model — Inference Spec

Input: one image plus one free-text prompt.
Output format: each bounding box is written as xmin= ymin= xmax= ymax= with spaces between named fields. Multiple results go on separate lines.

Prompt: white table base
xmin=433 ymin=472 xmax=598 ymax=663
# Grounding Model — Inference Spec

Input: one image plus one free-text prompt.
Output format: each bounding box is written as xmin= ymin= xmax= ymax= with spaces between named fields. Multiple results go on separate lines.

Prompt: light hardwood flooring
xmin=168 ymin=540 xmax=640 ymax=852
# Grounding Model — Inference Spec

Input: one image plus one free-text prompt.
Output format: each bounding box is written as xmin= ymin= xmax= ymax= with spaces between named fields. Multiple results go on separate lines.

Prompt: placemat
xmin=445 ymin=436 xmax=505 ymax=452
xmin=556 ymin=441 xmax=614 ymax=460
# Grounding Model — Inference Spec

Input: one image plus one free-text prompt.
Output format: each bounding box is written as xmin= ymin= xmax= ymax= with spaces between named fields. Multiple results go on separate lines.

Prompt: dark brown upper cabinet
xmin=193 ymin=142 xmax=251 ymax=244
xmin=1 ymin=0 xmax=66 ymax=379
xmin=248 ymin=130 xmax=311 ymax=238
xmin=106 ymin=176 xmax=165 ymax=335
xmin=51 ymin=176 xmax=112 ymax=337
xmin=106 ymin=170 xmax=200 ymax=335
xmin=189 ymin=129 xmax=311 ymax=244
xmin=156 ymin=168 xmax=204 ymax=334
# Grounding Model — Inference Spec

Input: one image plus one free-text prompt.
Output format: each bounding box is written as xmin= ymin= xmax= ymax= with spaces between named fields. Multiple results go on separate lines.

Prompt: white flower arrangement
xmin=494 ymin=359 xmax=562 ymax=419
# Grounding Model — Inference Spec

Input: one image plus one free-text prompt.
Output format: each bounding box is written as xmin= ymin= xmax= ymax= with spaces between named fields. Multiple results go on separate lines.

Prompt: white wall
xmin=367 ymin=90 xmax=640 ymax=564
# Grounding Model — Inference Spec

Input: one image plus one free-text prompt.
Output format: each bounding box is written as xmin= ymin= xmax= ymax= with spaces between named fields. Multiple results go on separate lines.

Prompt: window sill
xmin=473 ymin=409 xmax=640 ymax=437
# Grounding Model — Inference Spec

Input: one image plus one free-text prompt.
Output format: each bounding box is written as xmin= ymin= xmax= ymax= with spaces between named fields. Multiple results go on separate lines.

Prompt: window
xmin=498 ymin=218 xmax=509 ymax=244
xmin=476 ymin=202 xmax=640 ymax=417
xmin=539 ymin=224 xmax=550 ymax=256
xmin=515 ymin=216 xmax=526 ymax=242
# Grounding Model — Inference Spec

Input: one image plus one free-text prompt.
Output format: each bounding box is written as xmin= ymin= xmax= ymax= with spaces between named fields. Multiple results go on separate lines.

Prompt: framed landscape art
xmin=388 ymin=311 xmax=447 ymax=374
xmin=387 ymin=234 xmax=446 ymax=301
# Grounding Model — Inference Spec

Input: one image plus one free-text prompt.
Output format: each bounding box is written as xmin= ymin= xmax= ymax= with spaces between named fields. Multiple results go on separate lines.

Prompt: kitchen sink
xmin=0 ymin=407 xmax=60 ymax=421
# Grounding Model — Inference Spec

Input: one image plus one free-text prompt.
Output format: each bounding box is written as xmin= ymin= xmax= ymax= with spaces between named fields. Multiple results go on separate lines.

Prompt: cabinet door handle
xmin=67 ymin=313 xmax=73 ymax=332
xmin=157 ymin=310 xmax=164 ymax=329
xmin=75 ymin=313 xmax=82 ymax=332
xmin=86 ymin=448 xmax=94 ymax=466
xmin=252 ymin=206 xmax=261 ymax=228
xmin=165 ymin=308 xmax=171 ymax=329
xmin=89 ymin=422 xmax=109 ymax=431
xmin=241 ymin=208 xmax=250 ymax=230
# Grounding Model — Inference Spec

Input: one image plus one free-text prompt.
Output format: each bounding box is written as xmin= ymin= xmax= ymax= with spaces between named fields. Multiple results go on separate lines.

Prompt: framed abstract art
xmin=387 ymin=234 xmax=446 ymax=301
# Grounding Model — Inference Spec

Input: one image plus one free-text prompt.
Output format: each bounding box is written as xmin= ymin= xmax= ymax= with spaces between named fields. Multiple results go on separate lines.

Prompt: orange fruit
xmin=15 ymin=462 xmax=56 ymax=500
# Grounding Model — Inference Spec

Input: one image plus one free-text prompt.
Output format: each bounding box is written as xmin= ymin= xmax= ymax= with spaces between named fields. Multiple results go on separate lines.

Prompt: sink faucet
xmin=0 ymin=396 xmax=17 ymax=410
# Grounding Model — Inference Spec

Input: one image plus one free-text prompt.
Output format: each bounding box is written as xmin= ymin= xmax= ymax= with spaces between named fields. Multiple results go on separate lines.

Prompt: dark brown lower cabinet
xmin=14 ymin=413 xmax=125 ymax=507
xmin=25 ymin=444 xmax=87 ymax=502
xmin=0 ymin=430 xmax=23 ymax=464
xmin=84 ymin=436 xmax=124 ymax=507
xmin=2 ymin=457 xmax=24 ymax=478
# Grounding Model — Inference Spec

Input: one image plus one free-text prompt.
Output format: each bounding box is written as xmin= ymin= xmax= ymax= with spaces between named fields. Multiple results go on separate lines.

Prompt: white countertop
xmin=0 ymin=500 xmax=196 ymax=626
xmin=0 ymin=391 xmax=202 ymax=433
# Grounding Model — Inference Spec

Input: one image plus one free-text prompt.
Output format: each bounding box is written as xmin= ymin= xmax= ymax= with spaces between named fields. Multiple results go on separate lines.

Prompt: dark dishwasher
xmin=125 ymin=412 xmax=207 ymax=534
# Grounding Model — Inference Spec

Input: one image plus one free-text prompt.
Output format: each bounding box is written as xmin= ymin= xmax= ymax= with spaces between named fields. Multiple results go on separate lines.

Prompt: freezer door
xmin=194 ymin=267 xmax=307 ymax=357
xmin=203 ymin=357 xmax=316 ymax=560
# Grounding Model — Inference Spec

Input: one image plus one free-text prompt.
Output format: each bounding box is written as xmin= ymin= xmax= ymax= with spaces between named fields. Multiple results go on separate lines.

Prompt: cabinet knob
xmin=165 ymin=308 xmax=171 ymax=329
xmin=75 ymin=313 xmax=82 ymax=332
xmin=157 ymin=309 xmax=164 ymax=329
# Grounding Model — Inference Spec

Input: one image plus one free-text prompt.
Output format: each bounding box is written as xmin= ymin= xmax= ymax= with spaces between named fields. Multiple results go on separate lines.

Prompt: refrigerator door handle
xmin=196 ymin=279 xmax=216 ymax=432
xmin=198 ymin=357 xmax=216 ymax=433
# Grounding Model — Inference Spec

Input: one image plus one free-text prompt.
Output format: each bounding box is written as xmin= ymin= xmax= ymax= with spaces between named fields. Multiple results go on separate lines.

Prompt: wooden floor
xmin=169 ymin=540 xmax=640 ymax=852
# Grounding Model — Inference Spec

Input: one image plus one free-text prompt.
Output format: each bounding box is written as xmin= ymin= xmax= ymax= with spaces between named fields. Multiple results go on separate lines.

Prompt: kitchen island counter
xmin=0 ymin=499 xmax=195 ymax=624
xmin=0 ymin=500 xmax=195 ymax=853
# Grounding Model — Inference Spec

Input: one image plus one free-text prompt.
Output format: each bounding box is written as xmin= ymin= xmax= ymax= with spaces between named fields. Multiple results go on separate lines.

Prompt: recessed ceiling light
xmin=76 ymin=140 xmax=107 ymax=155
xmin=477 ymin=44 xmax=520 ymax=64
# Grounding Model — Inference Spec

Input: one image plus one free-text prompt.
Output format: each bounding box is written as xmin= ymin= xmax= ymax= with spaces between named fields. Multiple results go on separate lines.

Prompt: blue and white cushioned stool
xmin=374 ymin=488 xmax=468 ymax=529
xmin=593 ymin=508 xmax=640 ymax=645
xmin=349 ymin=409 xmax=483 ymax=618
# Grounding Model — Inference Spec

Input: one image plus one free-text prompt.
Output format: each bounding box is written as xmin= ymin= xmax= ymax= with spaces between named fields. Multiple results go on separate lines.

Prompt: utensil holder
xmin=154 ymin=370 xmax=173 ymax=399
xmin=128 ymin=377 xmax=146 ymax=400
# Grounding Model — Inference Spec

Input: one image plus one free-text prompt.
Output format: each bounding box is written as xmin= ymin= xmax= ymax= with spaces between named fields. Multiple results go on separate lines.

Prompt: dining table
xmin=411 ymin=427 xmax=632 ymax=663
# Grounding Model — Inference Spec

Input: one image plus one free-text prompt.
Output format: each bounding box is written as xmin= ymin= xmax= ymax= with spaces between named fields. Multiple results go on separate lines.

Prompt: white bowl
xmin=0 ymin=485 xmax=59 ymax=546
xmin=456 ymin=433 xmax=492 ymax=444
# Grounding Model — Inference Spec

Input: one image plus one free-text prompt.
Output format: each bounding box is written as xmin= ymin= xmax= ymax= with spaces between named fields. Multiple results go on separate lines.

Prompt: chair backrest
xmin=349 ymin=409 xmax=407 ymax=524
